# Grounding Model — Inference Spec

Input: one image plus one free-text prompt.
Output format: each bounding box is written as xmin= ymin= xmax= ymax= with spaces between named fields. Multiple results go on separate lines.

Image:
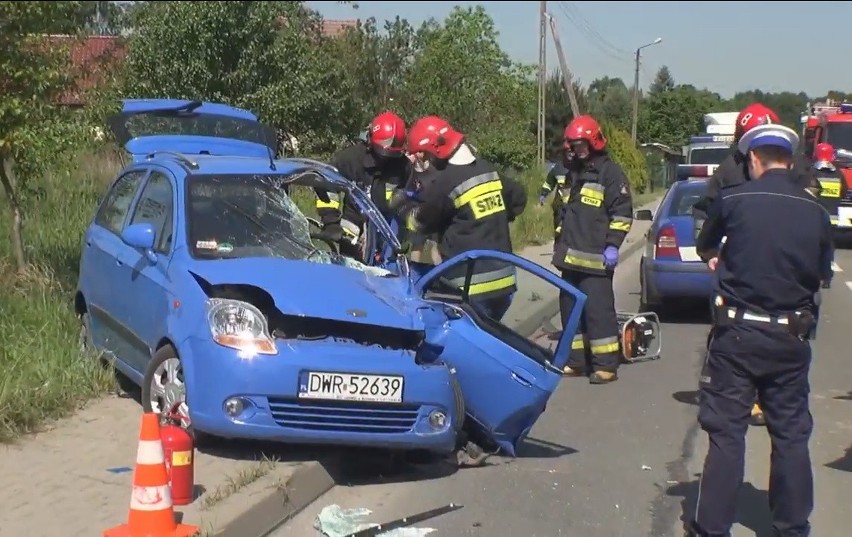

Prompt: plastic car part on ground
xmin=314 ymin=504 xmax=436 ymax=537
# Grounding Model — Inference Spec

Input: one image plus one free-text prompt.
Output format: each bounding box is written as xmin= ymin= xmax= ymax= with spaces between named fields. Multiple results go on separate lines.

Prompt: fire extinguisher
xmin=161 ymin=423 xmax=195 ymax=506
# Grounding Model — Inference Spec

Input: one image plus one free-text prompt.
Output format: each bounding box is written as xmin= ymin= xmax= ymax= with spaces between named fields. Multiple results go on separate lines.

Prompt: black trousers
xmin=558 ymin=270 xmax=620 ymax=373
xmin=691 ymin=322 xmax=813 ymax=537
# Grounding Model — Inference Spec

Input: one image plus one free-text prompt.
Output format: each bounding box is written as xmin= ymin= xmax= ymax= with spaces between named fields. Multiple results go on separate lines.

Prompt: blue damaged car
xmin=75 ymin=99 xmax=587 ymax=458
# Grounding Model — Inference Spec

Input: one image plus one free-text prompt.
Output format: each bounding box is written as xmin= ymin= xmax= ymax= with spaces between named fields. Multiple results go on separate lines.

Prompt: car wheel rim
xmin=150 ymin=357 xmax=190 ymax=428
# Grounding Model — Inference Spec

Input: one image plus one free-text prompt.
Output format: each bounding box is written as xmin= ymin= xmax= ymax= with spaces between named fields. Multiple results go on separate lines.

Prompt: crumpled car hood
xmin=188 ymin=258 xmax=420 ymax=331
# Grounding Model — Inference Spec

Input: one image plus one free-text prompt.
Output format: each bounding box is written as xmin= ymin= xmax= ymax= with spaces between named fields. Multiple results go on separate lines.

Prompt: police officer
xmin=690 ymin=124 xmax=831 ymax=537
xmin=551 ymin=115 xmax=633 ymax=385
xmin=693 ymin=103 xmax=781 ymax=425
xmin=317 ymin=111 xmax=411 ymax=259
xmin=400 ymin=115 xmax=527 ymax=321
xmin=810 ymin=143 xmax=845 ymax=288
xmin=538 ymin=160 xmax=571 ymax=241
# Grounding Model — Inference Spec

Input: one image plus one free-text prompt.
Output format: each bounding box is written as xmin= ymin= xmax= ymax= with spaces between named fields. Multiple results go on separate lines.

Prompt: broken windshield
xmin=185 ymin=173 xmax=392 ymax=275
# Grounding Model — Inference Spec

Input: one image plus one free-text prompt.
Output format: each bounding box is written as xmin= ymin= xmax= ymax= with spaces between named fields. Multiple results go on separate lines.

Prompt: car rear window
xmin=667 ymin=182 xmax=708 ymax=216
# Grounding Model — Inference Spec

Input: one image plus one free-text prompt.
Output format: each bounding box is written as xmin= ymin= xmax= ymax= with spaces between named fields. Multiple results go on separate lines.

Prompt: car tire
xmin=79 ymin=312 xmax=93 ymax=354
xmin=450 ymin=373 xmax=466 ymax=433
xmin=142 ymin=345 xmax=212 ymax=447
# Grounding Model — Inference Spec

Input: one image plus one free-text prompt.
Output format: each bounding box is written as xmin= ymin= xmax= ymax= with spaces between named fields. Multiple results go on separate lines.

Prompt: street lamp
xmin=631 ymin=37 xmax=663 ymax=144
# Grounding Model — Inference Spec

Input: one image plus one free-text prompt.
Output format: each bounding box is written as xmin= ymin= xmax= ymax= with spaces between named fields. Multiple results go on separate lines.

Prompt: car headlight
xmin=205 ymin=298 xmax=277 ymax=356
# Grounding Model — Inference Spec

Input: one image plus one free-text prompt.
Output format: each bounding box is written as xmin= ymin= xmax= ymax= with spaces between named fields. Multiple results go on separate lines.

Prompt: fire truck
xmin=801 ymin=100 xmax=852 ymax=228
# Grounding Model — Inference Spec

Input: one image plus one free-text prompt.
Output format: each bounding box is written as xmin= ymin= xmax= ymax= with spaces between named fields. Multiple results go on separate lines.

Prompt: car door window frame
xmin=94 ymin=168 xmax=151 ymax=236
xmin=126 ymin=168 xmax=177 ymax=254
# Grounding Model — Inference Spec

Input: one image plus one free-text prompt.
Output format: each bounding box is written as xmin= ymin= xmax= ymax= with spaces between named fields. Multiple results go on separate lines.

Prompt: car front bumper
xmin=177 ymin=336 xmax=458 ymax=454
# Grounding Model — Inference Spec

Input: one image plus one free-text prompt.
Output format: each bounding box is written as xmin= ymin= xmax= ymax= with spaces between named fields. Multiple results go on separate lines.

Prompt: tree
xmin=327 ymin=16 xmax=417 ymax=129
xmin=649 ymin=66 xmax=675 ymax=96
xmin=638 ymin=84 xmax=723 ymax=147
xmin=586 ymin=76 xmax=632 ymax=132
xmin=0 ymin=1 xmax=89 ymax=271
xmin=122 ymin=1 xmax=356 ymax=153
xmin=401 ymin=6 xmax=536 ymax=169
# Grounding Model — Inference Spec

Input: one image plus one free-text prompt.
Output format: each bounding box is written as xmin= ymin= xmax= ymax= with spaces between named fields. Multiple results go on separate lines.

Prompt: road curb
xmin=198 ymin=460 xmax=335 ymax=537
xmin=514 ymin=198 xmax=660 ymax=337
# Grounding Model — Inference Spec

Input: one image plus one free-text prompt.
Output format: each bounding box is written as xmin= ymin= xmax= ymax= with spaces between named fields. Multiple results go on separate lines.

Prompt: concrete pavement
xmin=278 ymin=245 xmax=852 ymax=536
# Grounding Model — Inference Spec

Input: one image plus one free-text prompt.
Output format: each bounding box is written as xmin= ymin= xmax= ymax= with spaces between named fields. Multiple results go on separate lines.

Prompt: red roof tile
xmin=43 ymin=35 xmax=126 ymax=106
xmin=321 ymin=19 xmax=358 ymax=38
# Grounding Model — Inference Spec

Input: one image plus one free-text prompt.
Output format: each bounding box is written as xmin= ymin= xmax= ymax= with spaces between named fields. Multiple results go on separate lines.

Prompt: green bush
xmin=601 ymin=121 xmax=650 ymax=194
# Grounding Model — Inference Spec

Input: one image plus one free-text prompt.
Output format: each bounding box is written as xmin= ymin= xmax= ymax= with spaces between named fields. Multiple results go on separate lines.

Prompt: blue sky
xmin=309 ymin=1 xmax=851 ymax=98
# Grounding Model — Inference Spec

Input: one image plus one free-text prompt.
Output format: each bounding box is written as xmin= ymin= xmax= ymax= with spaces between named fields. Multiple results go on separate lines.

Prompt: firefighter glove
xmin=603 ymin=245 xmax=619 ymax=269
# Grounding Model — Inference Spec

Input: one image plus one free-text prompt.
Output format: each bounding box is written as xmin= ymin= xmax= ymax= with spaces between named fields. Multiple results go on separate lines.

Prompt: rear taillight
xmin=655 ymin=225 xmax=681 ymax=260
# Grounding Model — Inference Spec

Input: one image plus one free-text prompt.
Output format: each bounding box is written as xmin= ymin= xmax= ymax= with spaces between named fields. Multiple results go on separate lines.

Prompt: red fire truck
xmin=801 ymin=100 xmax=852 ymax=228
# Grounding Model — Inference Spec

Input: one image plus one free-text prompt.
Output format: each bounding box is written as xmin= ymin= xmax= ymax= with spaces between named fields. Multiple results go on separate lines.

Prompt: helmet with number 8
xmin=734 ymin=103 xmax=780 ymax=142
xmin=368 ymin=111 xmax=406 ymax=158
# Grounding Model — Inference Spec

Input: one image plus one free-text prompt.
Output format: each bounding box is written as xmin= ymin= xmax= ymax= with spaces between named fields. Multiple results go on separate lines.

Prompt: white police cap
xmin=738 ymin=124 xmax=799 ymax=155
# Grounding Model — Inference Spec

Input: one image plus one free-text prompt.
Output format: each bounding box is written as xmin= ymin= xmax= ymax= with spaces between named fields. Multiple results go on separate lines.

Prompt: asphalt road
xmin=275 ymin=246 xmax=852 ymax=537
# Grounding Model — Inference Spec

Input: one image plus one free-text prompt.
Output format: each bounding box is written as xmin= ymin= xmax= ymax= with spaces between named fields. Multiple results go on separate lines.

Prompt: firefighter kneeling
xmin=551 ymin=115 xmax=633 ymax=384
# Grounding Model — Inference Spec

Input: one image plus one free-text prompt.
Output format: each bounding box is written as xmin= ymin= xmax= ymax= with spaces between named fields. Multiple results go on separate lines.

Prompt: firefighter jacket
xmin=551 ymin=154 xmax=633 ymax=275
xmin=538 ymin=162 xmax=571 ymax=232
xmin=813 ymin=166 xmax=847 ymax=226
xmin=317 ymin=142 xmax=412 ymax=229
xmin=413 ymin=158 xmax=527 ymax=299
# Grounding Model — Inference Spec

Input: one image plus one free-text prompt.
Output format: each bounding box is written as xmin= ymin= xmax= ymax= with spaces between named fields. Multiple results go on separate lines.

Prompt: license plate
xmin=298 ymin=371 xmax=404 ymax=403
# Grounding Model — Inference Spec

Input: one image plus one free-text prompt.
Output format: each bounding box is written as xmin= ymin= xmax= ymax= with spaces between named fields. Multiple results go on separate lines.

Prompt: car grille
xmin=267 ymin=398 xmax=420 ymax=434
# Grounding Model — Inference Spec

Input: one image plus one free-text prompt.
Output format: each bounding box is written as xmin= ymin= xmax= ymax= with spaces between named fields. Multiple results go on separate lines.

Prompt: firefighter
xmin=551 ymin=115 xmax=633 ymax=385
xmin=316 ymin=111 xmax=411 ymax=259
xmin=810 ymin=143 xmax=844 ymax=288
xmin=694 ymin=102 xmax=781 ymax=424
xmin=399 ymin=115 xmax=527 ymax=321
xmin=538 ymin=160 xmax=571 ymax=241
xmin=401 ymin=152 xmax=442 ymax=268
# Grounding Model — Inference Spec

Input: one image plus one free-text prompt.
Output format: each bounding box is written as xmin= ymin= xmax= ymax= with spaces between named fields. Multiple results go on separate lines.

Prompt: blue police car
xmin=638 ymin=165 xmax=716 ymax=312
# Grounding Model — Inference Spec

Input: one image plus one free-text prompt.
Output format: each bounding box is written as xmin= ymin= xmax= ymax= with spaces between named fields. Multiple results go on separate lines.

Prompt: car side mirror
xmin=634 ymin=209 xmax=653 ymax=221
xmin=121 ymin=222 xmax=157 ymax=262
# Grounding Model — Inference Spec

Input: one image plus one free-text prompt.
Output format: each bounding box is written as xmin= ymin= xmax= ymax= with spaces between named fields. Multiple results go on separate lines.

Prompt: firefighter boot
xmin=589 ymin=370 xmax=618 ymax=384
xmin=561 ymin=366 xmax=586 ymax=377
xmin=749 ymin=402 xmax=765 ymax=426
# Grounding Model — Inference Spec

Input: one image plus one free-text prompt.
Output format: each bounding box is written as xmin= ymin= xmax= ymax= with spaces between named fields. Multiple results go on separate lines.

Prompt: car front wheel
xmin=142 ymin=345 xmax=209 ymax=444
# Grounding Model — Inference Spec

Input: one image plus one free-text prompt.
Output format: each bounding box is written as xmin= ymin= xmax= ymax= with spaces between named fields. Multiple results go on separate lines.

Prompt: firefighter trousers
xmin=691 ymin=323 xmax=813 ymax=537
xmin=558 ymin=270 xmax=620 ymax=373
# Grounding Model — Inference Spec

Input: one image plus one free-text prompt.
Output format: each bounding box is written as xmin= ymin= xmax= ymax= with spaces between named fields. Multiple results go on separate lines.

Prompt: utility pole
xmin=545 ymin=13 xmax=580 ymax=119
xmin=537 ymin=1 xmax=547 ymax=168
xmin=630 ymin=37 xmax=663 ymax=144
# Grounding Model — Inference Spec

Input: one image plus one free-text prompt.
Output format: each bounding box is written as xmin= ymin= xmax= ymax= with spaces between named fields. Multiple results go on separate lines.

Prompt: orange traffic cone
xmin=103 ymin=413 xmax=200 ymax=537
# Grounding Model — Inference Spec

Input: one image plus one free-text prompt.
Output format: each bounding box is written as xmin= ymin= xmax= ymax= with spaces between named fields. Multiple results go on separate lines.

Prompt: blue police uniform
xmin=691 ymin=125 xmax=832 ymax=537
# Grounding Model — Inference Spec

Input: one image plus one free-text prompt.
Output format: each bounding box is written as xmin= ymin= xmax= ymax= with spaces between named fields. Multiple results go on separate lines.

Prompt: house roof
xmin=321 ymin=19 xmax=358 ymax=37
xmin=50 ymin=19 xmax=357 ymax=106
xmin=45 ymin=35 xmax=126 ymax=106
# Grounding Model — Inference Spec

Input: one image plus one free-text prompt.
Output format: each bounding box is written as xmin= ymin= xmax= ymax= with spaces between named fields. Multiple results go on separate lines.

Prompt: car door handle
xmin=510 ymin=367 xmax=535 ymax=387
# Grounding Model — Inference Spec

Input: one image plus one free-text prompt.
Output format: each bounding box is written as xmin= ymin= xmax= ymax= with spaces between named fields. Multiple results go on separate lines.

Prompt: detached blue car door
xmin=414 ymin=250 xmax=587 ymax=456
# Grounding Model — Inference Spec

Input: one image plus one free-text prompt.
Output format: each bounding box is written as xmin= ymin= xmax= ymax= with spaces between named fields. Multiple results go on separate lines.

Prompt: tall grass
xmin=0 ymin=151 xmax=120 ymax=442
xmin=0 ymin=153 xmax=557 ymax=442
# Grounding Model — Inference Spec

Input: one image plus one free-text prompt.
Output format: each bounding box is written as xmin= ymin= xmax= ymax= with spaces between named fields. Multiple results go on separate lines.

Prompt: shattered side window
xmin=185 ymin=173 xmax=393 ymax=276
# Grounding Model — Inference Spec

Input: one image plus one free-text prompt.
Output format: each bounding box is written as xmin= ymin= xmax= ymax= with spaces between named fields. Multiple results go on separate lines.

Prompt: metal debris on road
xmin=315 ymin=503 xmax=462 ymax=537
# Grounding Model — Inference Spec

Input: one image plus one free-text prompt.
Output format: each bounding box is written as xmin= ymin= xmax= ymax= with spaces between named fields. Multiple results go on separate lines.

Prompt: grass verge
xmin=0 ymin=151 xmax=654 ymax=442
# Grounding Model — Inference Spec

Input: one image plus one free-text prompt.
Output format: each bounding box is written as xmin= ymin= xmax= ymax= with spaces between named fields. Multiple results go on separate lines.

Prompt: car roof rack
xmin=144 ymin=151 xmax=199 ymax=170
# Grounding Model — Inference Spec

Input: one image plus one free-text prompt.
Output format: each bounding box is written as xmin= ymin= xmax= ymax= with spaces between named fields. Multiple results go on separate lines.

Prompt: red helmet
xmin=563 ymin=115 xmax=607 ymax=152
xmin=814 ymin=143 xmax=835 ymax=165
xmin=406 ymin=115 xmax=464 ymax=160
xmin=368 ymin=111 xmax=406 ymax=158
xmin=734 ymin=103 xmax=780 ymax=141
